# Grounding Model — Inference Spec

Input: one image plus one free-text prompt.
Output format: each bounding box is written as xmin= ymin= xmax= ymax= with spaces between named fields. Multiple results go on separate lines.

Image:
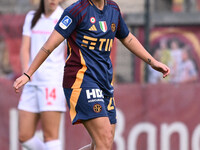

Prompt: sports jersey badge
xmin=99 ymin=21 xmax=107 ymax=32
xmin=59 ymin=15 xmax=72 ymax=30
xmin=90 ymin=17 xmax=96 ymax=24
xmin=111 ymin=23 xmax=116 ymax=32
xmin=93 ymin=104 xmax=102 ymax=113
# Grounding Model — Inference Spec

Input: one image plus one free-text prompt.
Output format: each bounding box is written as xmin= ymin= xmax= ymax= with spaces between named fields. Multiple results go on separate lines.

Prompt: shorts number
xmin=107 ymin=97 xmax=115 ymax=111
xmin=45 ymin=88 xmax=56 ymax=100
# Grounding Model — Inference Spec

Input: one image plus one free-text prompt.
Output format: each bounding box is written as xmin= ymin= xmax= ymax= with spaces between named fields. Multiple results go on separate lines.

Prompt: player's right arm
xmin=13 ymin=30 xmax=65 ymax=93
xmin=20 ymin=35 xmax=30 ymax=73
xmin=14 ymin=7 xmax=78 ymax=93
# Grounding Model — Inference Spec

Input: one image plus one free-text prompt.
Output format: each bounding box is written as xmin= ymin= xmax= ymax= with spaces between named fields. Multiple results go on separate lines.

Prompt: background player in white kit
xmin=17 ymin=0 xmax=66 ymax=149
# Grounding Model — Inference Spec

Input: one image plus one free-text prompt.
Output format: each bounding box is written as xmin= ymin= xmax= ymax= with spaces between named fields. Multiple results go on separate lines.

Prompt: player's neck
xmin=91 ymin=0 xmax=105 ymax=10
xmin=44 ymin=10 xmax=54 ymax=18
xmin=44 ymin=5 xmax=57 ymax=18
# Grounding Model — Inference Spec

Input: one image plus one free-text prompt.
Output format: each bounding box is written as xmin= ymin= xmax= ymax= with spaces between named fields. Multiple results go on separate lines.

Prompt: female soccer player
xmin=14 ymin=0 xmax=170 ymax=149
xmin=17 ymin=0 xmax=66 ymax=149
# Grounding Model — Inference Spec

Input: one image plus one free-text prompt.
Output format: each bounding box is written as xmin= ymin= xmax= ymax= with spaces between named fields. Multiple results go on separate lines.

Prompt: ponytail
xmin=31 ymin=0 xmax=45 ymax=29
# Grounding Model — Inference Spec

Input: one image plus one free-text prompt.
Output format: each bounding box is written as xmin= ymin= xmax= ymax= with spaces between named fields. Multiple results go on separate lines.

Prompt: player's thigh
xmin=40 ymin=111 xmax=62 ymax=141
xmin=82 ymin=117 xmax=116 ymax=145
xmin=18 ymin=110 xmax=40 ymax=142
xmin=18 ymin=85 xmax=40 ymax=141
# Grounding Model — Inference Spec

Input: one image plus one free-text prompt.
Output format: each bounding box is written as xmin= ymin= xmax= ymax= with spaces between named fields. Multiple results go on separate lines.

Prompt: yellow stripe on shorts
xmin=69 ymin=88 xmax=82 ymax=122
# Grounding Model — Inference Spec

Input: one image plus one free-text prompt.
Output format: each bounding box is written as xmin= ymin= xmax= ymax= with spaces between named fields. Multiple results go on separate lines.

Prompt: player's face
xmin=44 ymin=0 xmax=61 ymax=12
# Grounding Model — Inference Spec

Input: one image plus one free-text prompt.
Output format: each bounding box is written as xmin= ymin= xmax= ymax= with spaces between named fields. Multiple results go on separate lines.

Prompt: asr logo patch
xmin=59 ymin=15 xmax=72 ymax=30
xmin=93 ymin=104 xmax=102 ymax=113
xmin=111 ymin=23 xmax=116 ymax=32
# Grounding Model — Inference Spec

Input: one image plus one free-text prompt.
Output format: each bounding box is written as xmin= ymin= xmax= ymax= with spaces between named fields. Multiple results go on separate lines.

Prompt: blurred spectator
xmin=169 ymin=39 xmax=182 ymax=83
xmin=158 ymin=38 xmax=171 ymax=82
xmin=159 ymin=38 xmax=171 ymax=66
xmin=0 ymin=35 xmax=13 ymax=79
xmin=179 ymin=46 xmax=198 ymax=83
xmin=149 ymin=38 xmax=199 ymax=84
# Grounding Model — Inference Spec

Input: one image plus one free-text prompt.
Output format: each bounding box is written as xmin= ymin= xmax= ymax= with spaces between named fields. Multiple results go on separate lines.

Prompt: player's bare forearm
xmin=13 ymin=30 xmax=65 ymax=92
xmin=120 ymin=32 xmax=170 ymax=77
xmin=120 ymin=32 xmax=156 ymax=66
xmin=25 ymin=47 xmax=50 ymax=77
xmin=25 ymin=30 xmax=65 ymax=77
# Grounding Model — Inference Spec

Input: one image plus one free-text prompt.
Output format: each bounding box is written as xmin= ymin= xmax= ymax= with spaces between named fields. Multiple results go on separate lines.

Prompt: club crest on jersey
xmin=90 ymin=17 xmax=96 ymax=24
xmin=111 ymin=23 xmax=116 ymax=32
xmin=93 ymin=104 xmax=102 ymax=113
xmin=99 ymin=21 xmax=107 ymax=32
xmin=59 ymin=15 xmax=72 ymax=30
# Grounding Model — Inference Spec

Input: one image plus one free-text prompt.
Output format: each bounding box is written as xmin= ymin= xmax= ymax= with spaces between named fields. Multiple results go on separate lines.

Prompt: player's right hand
xmin=13 ymin=74 xmax=29 ymax=93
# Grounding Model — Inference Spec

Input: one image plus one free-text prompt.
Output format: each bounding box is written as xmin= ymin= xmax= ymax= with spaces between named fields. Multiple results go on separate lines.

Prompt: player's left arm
xmin=120 ymin=32 xmax=170 ymax=78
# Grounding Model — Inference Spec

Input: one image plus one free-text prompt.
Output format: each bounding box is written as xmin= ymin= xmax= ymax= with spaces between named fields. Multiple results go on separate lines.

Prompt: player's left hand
xmin=151 ymin=61 xmax=170 ymax=78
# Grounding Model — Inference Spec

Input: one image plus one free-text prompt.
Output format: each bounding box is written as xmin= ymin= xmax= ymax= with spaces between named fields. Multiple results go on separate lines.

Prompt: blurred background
xmin=0 ymin=0 xmax=200 ymax=150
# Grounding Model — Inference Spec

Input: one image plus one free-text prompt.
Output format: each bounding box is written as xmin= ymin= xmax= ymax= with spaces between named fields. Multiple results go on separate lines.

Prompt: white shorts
xmin=18 ymin=85 xmax=66 ymax=113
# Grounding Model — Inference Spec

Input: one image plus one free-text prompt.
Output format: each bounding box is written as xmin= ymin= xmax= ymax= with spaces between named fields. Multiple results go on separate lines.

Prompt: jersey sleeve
xmin=115 ymin=11 xmax=129 ymax=39
xmin=22 ymin=11 xmax=34 ymax=37
xmin=54 ymin=8 xmax=78 ymax=39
